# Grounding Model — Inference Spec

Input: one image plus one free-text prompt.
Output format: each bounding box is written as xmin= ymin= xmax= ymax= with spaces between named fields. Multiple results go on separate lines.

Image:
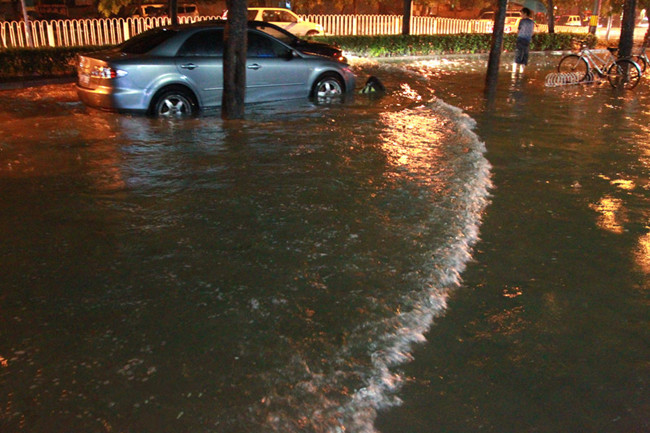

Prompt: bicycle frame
xmin=578 ymin=48 xmax=617 ymax=77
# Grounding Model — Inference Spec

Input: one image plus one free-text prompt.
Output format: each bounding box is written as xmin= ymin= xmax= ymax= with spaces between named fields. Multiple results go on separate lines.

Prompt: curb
xmin=0 ymin=76 xmax=76 ymax=91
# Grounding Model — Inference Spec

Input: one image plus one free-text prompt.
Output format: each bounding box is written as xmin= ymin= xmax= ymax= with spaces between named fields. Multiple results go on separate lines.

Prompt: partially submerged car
xmin=76 ymin=20 xmax=355 ymax=116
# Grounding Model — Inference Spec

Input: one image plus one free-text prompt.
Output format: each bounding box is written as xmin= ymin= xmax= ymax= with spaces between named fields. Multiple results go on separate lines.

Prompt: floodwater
xmin=0 ymin=53 xmax=648 ymax=433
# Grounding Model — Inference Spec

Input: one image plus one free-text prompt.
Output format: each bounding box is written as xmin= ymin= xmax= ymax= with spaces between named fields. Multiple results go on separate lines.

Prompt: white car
xmin=479 ymin=11 xmax=521 ymax=33
xmin=556 ymin=15 xmax=585 ymax=26
xmin=130 ymin=3 xmax=199 ymax=18
xmin=223 ymin=8 xmax=324 ymax=36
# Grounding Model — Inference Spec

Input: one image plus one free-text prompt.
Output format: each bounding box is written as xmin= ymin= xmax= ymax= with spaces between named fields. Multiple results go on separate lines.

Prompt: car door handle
xmin=247 ymin=63 xmax=262 ymax=70
xmin=179 ymin=63 xmax=198 ymax=70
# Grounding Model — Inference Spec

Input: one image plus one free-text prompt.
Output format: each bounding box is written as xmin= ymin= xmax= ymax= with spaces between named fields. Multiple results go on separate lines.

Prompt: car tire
xmin=306 ymin=30 xmax=320 ymax=36
xmin=312 ymin=73 xmax=344 ymax=103
xmin=151 ymin=87 xmax=197 ymax=117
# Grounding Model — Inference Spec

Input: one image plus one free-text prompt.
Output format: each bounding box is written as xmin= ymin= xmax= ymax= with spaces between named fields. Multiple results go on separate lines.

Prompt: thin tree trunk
xmin=19 ymin=0 xmax=33 ymax=48
xmin=606 ymin=15 xmax=612 ymax=42
xmin=547 ymin=0 xmax=555 ymax=33
xmin=222 ymin=0 xmax=248 ymax=120
xmin=402 ymin=0 xmax=412 ymax=35
xmin=485 ymin=0 xmax=508 ymax=98
xmin=618 ymin=0 xmax=636 ymax=58
xmin=169 ymin=0 xmax=178 ymax=25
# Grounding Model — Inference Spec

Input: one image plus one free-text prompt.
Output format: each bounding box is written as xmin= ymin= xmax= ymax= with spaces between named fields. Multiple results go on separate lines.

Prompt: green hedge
xmin=0 ymin=46 xmax=108 ymax=79
xmin=317 ymin=32 xmax=597 ymax=57
xmin=0 ymin=33 xmax=598 ymax=78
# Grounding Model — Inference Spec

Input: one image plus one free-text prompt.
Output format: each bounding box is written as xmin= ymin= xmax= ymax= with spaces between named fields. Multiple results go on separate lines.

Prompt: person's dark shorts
xmin=515 ymin=37 xmax=531 ymax=65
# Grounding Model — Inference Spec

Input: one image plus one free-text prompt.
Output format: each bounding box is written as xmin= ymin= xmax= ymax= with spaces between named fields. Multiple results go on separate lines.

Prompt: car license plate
xmin=79 ymin=73 xmax=90 ymax=86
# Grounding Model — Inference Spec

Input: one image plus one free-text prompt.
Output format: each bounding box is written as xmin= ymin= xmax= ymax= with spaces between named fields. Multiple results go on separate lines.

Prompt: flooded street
xmin=1 ymin=54 xmax=649 ymax=433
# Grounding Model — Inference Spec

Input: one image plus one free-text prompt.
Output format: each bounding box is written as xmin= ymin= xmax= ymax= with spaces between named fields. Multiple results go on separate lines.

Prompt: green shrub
xmin=317 ymin=32 xmax=597 ymax=57
xmin=0 ymin=46 xmax=107 ymax=78
xmin=0 ymin=32 xmax=600 ymax=78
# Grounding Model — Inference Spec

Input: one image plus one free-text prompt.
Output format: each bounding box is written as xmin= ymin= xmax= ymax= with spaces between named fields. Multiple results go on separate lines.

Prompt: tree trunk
xmin=547 ymin=0 xmax=555 ymax=33
xmin=222 ymin=0 xmax=248 ymax=120
xmin=485 ymin=0 xmax=508 ymax=98
xmin=169 ymin=0 xmax=178 ymax=25
xmin=618 ymin=0 xmax=636 ymax=58
xmin=402 ymin=0 xmax=412 ymax=35
xmin=19 ymin=0 xmax=33 ymax=47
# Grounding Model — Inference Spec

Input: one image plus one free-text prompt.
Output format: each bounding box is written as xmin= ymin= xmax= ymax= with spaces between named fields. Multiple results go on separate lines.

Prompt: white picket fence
xmin=0 ymin=14 xmax=587 ymax=49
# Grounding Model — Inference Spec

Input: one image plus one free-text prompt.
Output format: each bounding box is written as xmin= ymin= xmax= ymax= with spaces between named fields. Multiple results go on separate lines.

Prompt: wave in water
xmin=244 ymin=88 xmax=492 ymax=432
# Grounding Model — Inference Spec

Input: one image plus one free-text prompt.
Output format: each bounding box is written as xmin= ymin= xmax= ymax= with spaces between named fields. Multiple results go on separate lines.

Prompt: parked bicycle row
xmin=556 ymin=42 xmax=647 ymax=89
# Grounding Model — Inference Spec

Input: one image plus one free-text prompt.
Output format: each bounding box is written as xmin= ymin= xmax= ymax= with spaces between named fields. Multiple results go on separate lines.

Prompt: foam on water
xmin=246 ymin=79 xmax=492 ymax=432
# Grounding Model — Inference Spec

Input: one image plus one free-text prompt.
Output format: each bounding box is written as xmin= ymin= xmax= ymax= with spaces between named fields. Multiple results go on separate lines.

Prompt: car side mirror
xmin=284 ymin=49 xmax=299 ymax=60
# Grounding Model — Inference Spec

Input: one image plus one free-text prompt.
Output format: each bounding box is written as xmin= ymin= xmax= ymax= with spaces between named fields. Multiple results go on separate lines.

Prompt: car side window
xmin=262 ymin=10 xmax=281 ymax=22
xmin=177 ymin=29 xmax=224 ymax=57
xmin=278 ymin=11 xmax=297 ymax=23
xmin=247 ymin=31 xmax=286 ymax=58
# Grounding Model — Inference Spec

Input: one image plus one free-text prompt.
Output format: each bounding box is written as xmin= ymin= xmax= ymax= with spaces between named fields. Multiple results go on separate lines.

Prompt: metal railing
xmin=1 ymin=14 xmax=589 ymax=49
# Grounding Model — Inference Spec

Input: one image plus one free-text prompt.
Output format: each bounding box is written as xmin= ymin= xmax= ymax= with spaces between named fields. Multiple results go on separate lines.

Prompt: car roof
xmin=137 ymin=2 xmax=197 ymax=6
xmin=158 ymin=19 xmax=294 ymax=32
xmin=248 ymin=7 xmax=294 ymax=11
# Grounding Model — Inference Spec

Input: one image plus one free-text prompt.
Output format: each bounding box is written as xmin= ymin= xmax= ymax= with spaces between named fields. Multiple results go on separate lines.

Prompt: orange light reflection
xmin=634 ymin=230 xmax=650 ymax=276
xmin=589 ymin=196 xmax=627 ymax=234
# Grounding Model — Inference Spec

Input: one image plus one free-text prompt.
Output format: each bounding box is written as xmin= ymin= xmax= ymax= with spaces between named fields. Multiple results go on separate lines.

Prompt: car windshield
xmin=119 ymin=27 xmax=179 ymax=54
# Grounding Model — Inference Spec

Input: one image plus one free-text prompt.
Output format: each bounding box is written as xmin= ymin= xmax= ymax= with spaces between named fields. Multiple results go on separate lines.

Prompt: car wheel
xmin=306 ymin=30 xmax=319 ymax=36
xmin=312 ymin=73 xmax=344 ymax=104
xmin=151 ymin=87 xmax=196 ymax=117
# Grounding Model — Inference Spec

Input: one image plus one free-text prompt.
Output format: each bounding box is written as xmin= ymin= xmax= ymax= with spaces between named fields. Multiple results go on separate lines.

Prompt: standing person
xmin=513 ymin=7 xmax=535 ymax=75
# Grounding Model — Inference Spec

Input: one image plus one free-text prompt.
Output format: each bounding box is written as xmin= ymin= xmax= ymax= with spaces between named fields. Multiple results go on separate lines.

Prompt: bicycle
xmin=632 ymin=44 xmax=648 ymax=73
xmin=557 ymin=44 xmax=642 ymax=89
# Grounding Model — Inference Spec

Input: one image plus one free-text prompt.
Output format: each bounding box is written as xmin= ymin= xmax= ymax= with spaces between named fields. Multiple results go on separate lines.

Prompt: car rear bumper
xmin=76 ymin=84 xmax=148 ymax=113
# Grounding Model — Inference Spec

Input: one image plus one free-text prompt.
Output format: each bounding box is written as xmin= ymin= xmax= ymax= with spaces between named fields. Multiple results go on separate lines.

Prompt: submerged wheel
xmin=151 ymin=87 xmax=196 ymax=117
xmin=558 ymin=54 xmax=590 ymax=82
xmin=607 ymin=59 xmax=641 ymax=90
xmin=312 ymin=73 xmax=344 ymax=104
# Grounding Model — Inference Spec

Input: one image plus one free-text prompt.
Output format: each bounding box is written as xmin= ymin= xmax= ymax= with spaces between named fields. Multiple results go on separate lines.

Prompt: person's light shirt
xmin=518 ymin=18 xmax=535 ymax=41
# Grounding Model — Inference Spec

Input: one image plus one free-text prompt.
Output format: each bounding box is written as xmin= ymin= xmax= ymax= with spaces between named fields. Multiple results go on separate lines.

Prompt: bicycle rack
xmin=544 ymin=72 xmax=594 ymax=87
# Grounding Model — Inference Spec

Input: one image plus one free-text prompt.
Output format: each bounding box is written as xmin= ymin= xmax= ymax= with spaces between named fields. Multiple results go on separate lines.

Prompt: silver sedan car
xmin=76 ymin=21 xmax=356 ymax=116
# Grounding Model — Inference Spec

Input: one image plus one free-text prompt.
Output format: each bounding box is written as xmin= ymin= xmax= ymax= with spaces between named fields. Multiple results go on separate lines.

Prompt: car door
xmin=174 ymin=29 xmax=224 ymax=108
xmin=245 ymin=30 xmax=312 ymax=103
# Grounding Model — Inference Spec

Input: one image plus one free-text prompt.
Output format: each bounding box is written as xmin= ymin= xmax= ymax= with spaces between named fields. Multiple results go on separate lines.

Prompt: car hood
xmin=291 ymin=39 xmax=341 ymax=57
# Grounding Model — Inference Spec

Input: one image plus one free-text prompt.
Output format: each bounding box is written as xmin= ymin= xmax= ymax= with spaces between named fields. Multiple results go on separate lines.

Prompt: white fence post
xmin=47 ymin=22 xmax=55 ymax=47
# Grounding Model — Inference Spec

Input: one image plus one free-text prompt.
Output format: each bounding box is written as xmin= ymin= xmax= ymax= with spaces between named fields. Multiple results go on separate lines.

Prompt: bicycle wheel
xmin=633 ymin=55 xmax=647 ymax=73
xmin=607 ymin=59 xmax=642 ymax=90
xmin=558 ymin=54 xmax=590 ymax=81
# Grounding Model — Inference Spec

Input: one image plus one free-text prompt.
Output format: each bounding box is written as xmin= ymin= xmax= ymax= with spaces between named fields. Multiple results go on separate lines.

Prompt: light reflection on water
xmin=376 ymin=54 xmax=650 ymax=433
xmin=0 ymin=71 xmax=491 ymax=433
